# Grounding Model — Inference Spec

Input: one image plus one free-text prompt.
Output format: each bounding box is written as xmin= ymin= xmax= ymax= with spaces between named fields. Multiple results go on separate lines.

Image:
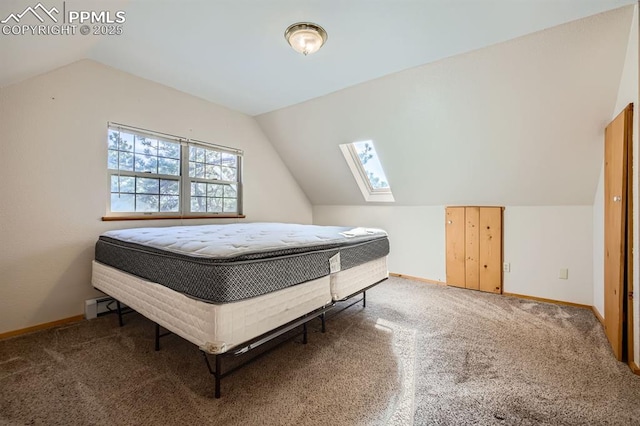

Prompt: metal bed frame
xmin=114 ymin=277 xmax=387 ymax=398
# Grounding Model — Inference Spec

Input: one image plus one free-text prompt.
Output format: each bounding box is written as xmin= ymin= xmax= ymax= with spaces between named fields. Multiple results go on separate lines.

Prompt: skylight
xmin=352 ymin=141 xmax=390 ymax=190
xmin=339 ymin=140 xmax=394 ymax=202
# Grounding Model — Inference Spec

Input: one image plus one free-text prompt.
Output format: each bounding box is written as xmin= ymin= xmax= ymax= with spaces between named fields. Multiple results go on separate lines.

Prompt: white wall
xmin=313 ymin=206 xmax=446 ymax=281
xmin=0 ymin=59 xmax=311 ymax=334
xmin=314 ymin=205 xmax=594 ymax=305
xmin=503 ymin=206 xmax=593 ymax=305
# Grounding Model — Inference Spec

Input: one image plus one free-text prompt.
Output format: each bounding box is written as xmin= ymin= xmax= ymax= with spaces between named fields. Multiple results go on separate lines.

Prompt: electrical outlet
xmin=503 ymin=262 xmax=510 ymax=272
xmin=559 ymin=269 xmax=568 ymax=280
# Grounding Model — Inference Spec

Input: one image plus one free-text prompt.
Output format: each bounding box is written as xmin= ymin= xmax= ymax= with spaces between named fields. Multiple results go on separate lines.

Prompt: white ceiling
xmin=0 ymin=0 xmax=635 ymax=115
xmin=257 ymin=6 xmax=635 ymax=206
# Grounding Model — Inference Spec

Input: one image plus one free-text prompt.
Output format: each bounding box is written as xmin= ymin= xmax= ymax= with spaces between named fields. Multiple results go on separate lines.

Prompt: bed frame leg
xmin=116 ymin=301 xmax=124 ymax=327
xmin=363 ymin=291 xmax=366 ymax=308
xmin=302 ymin=322 xmax=308 ymax=344
xmin=215 ymin=355 xmax=222 ymax=399
xmin=202 ymin=351 xmax=223 ymax=399
xmin=320 ymin=313 xmax=326 ymax=333
xmin=155 ymin=323 xmax=160 ymax=351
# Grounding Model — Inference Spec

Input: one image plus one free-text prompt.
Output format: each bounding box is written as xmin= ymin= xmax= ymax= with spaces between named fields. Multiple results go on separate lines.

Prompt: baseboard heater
xmin=85 ymin=296 xmax=126 ymax=319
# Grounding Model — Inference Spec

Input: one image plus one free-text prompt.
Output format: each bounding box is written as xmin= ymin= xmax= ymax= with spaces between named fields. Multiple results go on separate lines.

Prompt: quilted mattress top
xmin=100 ymin=222 xmax=387 ymax=259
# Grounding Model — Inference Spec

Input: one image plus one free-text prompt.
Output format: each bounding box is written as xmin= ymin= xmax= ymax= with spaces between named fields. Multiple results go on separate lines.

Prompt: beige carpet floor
xmin=2 ymin=277 xmax=640 ymax=425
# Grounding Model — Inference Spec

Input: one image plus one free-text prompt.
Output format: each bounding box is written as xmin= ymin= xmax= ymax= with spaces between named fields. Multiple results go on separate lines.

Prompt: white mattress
xmin=100 ymin=222 xmax=387 ymax=258
xmin=330 ymin=256 xmax=388 ymax=301
xmin=91 ymin=261 xmax=332 ymax=354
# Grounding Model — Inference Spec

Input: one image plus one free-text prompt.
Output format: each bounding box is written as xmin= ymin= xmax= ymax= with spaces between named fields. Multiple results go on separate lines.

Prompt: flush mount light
xmin=284 ymin=22 xmax=327 ymax=56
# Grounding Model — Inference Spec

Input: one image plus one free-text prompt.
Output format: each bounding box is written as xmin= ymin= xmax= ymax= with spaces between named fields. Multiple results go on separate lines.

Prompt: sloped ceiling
xmin=256 ymin=6 xmax=634 ymax=206
xmin=0 ymin=0 xmax=634 ymax=115
xmin=0 ymin=1 xmax=635 ymax=207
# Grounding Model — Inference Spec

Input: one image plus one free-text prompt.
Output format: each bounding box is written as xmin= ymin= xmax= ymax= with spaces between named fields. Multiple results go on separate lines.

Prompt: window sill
xmin=102 ymin=214 xmax=246 ymax=221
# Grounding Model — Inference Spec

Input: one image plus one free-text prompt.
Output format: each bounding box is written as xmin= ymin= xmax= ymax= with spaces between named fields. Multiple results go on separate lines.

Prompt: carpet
xmin=1 ymin=277 xmax=640 ymax=425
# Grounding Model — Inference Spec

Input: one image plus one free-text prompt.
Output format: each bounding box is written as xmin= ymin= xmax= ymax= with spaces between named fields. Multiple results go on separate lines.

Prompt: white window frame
xmin=339 ymin=141 xmax=394 ymax=203
xmin=106 ymin=122 xmax=243 ymax=218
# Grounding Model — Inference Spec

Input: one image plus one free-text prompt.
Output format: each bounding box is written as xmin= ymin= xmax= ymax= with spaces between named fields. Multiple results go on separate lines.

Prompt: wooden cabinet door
xmin=465 ymin=207 xmax=480 ymax=290
xmin=446 ymin=206 xmax=503 ymax=293
xmin=446 ymin=207 xmax=466 ymax=288
xmin=479 ymin=207 xmax=503 ymax=294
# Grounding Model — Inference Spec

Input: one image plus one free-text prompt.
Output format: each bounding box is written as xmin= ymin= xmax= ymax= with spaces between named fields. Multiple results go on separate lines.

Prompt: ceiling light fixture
xmin=284 ymin=22 xmax=327 ymax=56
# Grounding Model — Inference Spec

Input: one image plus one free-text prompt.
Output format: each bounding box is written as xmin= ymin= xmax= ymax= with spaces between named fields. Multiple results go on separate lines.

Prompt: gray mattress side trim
xmin=94 ymin=237 xmax=389 ymax=304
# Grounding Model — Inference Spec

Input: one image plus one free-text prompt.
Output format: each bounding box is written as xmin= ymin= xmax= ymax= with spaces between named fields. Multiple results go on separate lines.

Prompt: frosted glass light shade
xmin=285 ymin=23 xmax=327 ymax=56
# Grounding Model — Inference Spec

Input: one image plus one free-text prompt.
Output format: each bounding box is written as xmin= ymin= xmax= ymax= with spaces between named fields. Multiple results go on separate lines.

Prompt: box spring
xmin=330 ymin=256 xmax=388 ymax=301
xmin=92 ymin=261 xmax=332 ymax=354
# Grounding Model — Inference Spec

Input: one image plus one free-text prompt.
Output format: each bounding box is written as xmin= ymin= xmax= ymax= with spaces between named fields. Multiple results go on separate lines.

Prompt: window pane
xmin=108 ymin=150 xmax=119 ymax=170
xmin=136 ymin=195 xmax=158 ymax=212
xmin=223 ymin=198 xmax=237 ymax=212
xmin=160 ymin=179 xmax=179 ymax=195
xmin=158 ymin=158 xmax=180 ymax=175
xmin=207 ymin=197 xmax=223 ymax=213
xmin=120 ymin=133 xmax=134 ymax=151
xmin=205 ymin=165 xmax=221 ymax=180
xmin=137 ymin=178 xmax=160 ymax=195
xmin=158 ymin=141 xmax=180 ymax=159
xmin=135 ymin=154 xmax=158 ymax=173
xmin=191 ymin=197 xmax=206 ymax=212
xmin=190 ymin=147 xmax=205 ymax=162
xmin=108 ymin=130 xmax=119 ymax=150
xmin=224 ymin=184 xmax=237 ymax=198
xmin=221 ymin=166 xmax=236 ymax=182
xmin=111 ymin=176 xmax=135 ymax=193
xmin=111 ymin=193 xmax=134 ymax=212
xmin=135 ymin=136 xmax=158 ymax=155
xmin=191 ymin=182 xmax=206 ymax=196
xmin=352 ymin=141 xmax=390 ymax=190
xmin=207 ymin=184 xmax=224 ymax=197
xmin=195 ymin=163 xmax=205 ymax=178
xmin=109 ymin=131 xmax=134 ymax=151
xmin=206 ymin=150 xmax=221 ymax=165
xmin=160 ymin=195 xmax=180 ymax=212
xmin=189 ymin=162 xmax=204 ymax=178
xmin=118 ymin=152 xmax=134 ymax=171
xmin=119 ymin=176 xmax=135 ymax=193
xmin=221 ymin=153 xmax=237 ymax=168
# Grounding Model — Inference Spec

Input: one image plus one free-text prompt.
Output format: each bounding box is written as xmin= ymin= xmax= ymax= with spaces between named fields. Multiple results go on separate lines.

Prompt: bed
xmin=91 ymin=222 xmax=389 ymax=397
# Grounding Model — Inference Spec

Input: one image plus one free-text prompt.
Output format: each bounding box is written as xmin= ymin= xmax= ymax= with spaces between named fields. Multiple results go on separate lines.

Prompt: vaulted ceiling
xmin=0 ymin=0 xmax=634 ymax=115
xmin=257 ymin=6 xmax=635 ymax=206
xmin=1 ymin=1 xmax=636 ymax=206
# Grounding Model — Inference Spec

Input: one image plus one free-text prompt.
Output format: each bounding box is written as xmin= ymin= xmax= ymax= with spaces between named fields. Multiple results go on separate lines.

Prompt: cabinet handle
xmin=613 ymin=196 xmax=622 ymax=202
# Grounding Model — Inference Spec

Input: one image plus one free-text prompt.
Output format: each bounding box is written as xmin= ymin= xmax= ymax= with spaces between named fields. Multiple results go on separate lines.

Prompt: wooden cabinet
xmin=446 ymin=206 xmax=503 ymax=294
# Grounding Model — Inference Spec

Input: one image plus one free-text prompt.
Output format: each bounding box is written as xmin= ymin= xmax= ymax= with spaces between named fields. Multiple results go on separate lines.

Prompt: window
xmin=188 ymin=146 xmax=239 ymax=214
xmin=107 ymin=123 xmax=243 ymax=218
xmin=339 ymin=140 xmax=394 ymax=202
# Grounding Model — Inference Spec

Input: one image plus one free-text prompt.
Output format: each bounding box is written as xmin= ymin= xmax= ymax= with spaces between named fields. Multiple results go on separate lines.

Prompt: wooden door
xmin=465 ymin=207 xmax=480 ymax=290
xmin=479 ymin=207 xmax=503 ymax=294
xmin=446 ymin=207 xmax=466 ymax=288
xmin=604 ymin=104 xmax=632 ymax=361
